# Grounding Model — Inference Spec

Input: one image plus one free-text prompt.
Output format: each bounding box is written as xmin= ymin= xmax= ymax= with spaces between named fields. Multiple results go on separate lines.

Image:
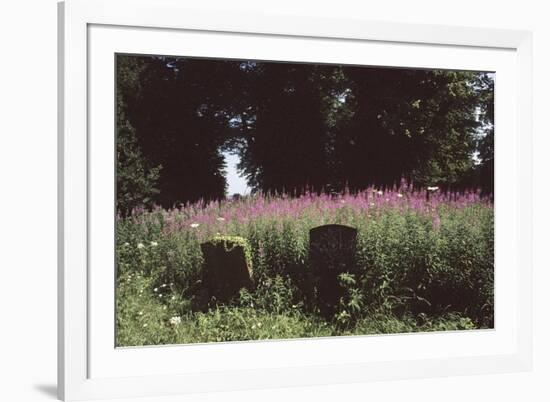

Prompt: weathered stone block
xmin=309 ymin=224 xmax=358 ymax=317
xmin=200 ymin=235 xmax=253 ymax=302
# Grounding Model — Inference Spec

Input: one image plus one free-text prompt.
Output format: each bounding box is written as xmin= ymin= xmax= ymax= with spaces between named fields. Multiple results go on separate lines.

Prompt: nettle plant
xmin=334 ymin=273 xmax=364 ymax=328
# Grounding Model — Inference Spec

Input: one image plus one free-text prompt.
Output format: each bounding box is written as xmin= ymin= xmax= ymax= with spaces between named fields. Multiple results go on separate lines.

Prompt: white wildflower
xmin=397 ymin=193 xmax=404 ymax=198
xmin=169 ymin=316 xmax=181 ymax=326
xmin=138 ymin=311 xmax=143 ymax=316
xmin=143 ymin=323 xmax=148 ymax=328
xmin=123 ymin=242 xmax=130 ymax=246
xmin=137 ymin=243 xmax=145 ymax=249
xmin=190 ymin=223 xmax=200 ymax=228
xmin=257 ymin=322 xmax=262 ymax=328
xmin=377 ymin=190 xmax=383 ymax=196
xmin=427 ymin=186 xmax=439 ymax=192
xmin=153 ymin=287 xmax=158 ymax=292
xmin=150 ymin=241 xmax=158 ymax=247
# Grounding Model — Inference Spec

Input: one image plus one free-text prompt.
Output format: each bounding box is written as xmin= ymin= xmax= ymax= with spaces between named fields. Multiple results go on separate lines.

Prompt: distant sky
xmin=223 ymin=151 xmax=251 ymax=196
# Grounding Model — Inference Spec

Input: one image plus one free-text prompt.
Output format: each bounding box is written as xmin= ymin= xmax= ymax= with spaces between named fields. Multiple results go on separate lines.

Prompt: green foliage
xmin=118 ymin=56 xmax=242 ymax=207
xmin=116 ymin=55 xmax=494 ymax=209
xmin=354 ymin=311 xmax=476 ymax=335
xmin=116 ymin=199 xmax=493 ymax=346
xmin=116 ymin=271 xmax=176 ymax=346
xmin=356 ymin=205 xmax=493 ymax=325
xmin=173 ymin=306 xmax=332 ymax=344
xmin=116 ymin=265 xmax=476 ymax=346
xmin=207 ymin=235 xmax=253 ymax=273
xmin=116 ymin=214 xmax=204 ymax=306
xmin=116 ymin=57 xmax=161 ymax=215
xmin=334 ymin=273 xmax=364 ymax=328
xmin=116 ymin=121 xmax=161 ymax=215
xmin=113 ymin=55 xmax=495 ymax=346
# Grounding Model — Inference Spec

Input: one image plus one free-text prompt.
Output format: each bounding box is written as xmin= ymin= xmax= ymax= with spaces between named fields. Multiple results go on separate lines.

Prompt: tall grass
xmin=116 ymin=186 xmax=493 ymax=346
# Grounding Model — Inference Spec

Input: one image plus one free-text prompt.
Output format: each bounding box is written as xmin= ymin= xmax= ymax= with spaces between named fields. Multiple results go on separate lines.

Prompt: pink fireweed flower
xmin=142 ymin=180 xmax=491 ymax=238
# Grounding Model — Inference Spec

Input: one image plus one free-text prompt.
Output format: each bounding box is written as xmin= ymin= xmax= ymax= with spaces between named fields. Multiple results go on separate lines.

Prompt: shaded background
xmin=117 ymin=55 xmax=494 ymax=214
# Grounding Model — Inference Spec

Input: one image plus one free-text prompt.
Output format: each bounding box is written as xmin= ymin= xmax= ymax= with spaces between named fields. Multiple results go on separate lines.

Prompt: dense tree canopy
xmin=116 ymin=56 xmax=161 ymax=215
xmin=116 ymin=55 xmax=494 ymax=211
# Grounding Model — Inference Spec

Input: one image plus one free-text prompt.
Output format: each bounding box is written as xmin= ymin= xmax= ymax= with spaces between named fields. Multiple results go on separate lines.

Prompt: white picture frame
xmin=58 ymin=0 xmax=533 ymax=400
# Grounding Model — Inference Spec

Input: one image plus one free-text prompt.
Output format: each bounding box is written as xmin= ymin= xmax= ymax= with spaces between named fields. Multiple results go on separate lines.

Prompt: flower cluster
xmin=132 ymin=184 xmax=491 ymax=238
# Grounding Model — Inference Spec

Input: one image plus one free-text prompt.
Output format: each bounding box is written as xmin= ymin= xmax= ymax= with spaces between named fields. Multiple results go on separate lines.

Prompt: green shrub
xmin=115 ymin=193 xmax=493 ymax=346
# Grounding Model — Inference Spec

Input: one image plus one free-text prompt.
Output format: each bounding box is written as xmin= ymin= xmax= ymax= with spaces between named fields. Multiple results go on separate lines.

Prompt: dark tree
xmin=122 ymin=57 xmax=245 ymax=207
xmin=475 ymin=73 xmax=495 ymax=196
xmin=116 ymin=56 xmax=161 ymax=215
xmin=236 ymin=63 xmax=329 ymax=194
xmin=116 ymin=54 xmax=494 ymax=210
xmin=335 ymin=68 xmax=481 ymax=191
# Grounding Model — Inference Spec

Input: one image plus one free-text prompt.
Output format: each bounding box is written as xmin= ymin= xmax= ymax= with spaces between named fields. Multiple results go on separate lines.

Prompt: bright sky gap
xmin=223 ymin=151 xmax=251 ymax=196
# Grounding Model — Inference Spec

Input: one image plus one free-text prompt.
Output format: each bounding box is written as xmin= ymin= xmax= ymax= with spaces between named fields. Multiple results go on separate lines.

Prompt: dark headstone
xmin=200 ymin=236 xmax=253 ymax=302
xmin=309 ymin=224 xmax=358 ymax=317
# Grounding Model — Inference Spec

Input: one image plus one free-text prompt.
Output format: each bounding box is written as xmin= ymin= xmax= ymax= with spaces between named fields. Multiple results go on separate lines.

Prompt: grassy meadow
xmin=116 ymin=185 xmax=493 ymax=346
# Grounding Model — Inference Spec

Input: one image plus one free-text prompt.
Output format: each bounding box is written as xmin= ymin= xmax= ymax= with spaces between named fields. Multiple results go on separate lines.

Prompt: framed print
xmin=58 ymin=0 xmax=533 ymax=400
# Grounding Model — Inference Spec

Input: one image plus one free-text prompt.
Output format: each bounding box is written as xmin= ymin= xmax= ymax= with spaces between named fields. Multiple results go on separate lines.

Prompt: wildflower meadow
xmin=115 ymin=54 xmax=494 ymax=346
xmin=116 ymin=185 xmax=493 ymax=346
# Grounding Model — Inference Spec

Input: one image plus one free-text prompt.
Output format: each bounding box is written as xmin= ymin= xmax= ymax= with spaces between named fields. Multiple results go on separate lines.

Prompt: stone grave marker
xmin=309 ymin=224 xmax=358 ymax=317
xmin=200 ymin=235 xmax=253 ymax=302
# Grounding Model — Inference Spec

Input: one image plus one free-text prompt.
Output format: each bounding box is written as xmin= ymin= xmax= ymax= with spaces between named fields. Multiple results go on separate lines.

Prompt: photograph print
xmin=115 ymin=54 xmax=494 ymax=347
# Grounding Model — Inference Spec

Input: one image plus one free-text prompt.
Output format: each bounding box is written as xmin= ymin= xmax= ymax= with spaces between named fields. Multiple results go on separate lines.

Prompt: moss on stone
xmin=200 ymin=235 xmax=254 ymax=302
xmin=208 ymin=235 xmax=253 ymax=277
